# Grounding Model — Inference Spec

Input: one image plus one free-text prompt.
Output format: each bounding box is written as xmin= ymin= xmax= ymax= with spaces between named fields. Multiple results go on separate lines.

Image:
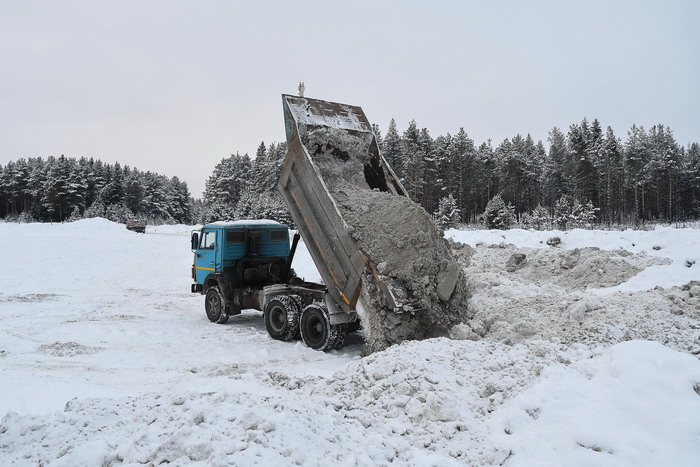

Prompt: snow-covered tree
xmin=484 ymin=194 xmax=515 ymax=230
xmin=434 ymin=194 xmax=460 ymax=230
xmin=381 ymin=119 xmax=403 ymax=179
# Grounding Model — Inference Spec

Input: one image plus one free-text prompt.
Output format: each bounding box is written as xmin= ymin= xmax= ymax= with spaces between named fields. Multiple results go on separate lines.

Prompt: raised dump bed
xmin=279 ymin=95 xmax=469 ymax=351
xmin=279 ymin=95 xmax=408 ymax=315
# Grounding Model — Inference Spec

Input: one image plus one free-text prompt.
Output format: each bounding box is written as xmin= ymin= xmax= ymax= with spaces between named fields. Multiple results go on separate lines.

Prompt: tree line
xmin=3 ymin=118 xmax=698 ymax=229
xmin=194 ymin=141 xmax=293 ymax=226
xmin=0 ymin=156 xmax=191 ymax=223
xmin=377 ymin=118 xmax=700 ymax=226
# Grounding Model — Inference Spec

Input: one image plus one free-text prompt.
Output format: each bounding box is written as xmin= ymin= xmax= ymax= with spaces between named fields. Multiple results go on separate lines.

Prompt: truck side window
xmin=270 ymin=230 xmax=287 ymax=242
xmin=227 ymin=231 xmax=246 ymax=243
xmin=200 ymin=231 xmax=215 ymax=250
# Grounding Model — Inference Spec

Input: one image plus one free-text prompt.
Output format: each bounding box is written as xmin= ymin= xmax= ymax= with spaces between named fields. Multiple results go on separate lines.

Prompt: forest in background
xmin=377 ymin=118 xmax=700 ymax=228
xmin=0 ymin=156 xmax=190 ymax=224
xmin=2 ymin=118 xmax=699 ymax=229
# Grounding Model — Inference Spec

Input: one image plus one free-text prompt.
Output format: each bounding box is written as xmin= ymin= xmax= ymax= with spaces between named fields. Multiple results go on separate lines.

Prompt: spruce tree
xmin=382 ymin=118 xmax=404 ymax=179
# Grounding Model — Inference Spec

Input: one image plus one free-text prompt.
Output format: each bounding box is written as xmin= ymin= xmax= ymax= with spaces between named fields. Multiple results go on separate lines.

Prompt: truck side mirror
xmin=191 ymin=232 xmax=199 ymax=251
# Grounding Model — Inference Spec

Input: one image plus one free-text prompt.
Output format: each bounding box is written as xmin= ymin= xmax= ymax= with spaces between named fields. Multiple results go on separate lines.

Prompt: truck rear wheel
xmin=300 ymin=304 xmax=348 ymax=351
xmin=264 ymin=296 xmax=301 ymax=341
xmin=205 ymin=286 xmax=229 ymax=324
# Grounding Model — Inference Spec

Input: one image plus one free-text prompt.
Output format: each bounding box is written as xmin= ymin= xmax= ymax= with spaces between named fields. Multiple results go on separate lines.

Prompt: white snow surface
xmin=1 ymin=219 xmax=699 ymax=466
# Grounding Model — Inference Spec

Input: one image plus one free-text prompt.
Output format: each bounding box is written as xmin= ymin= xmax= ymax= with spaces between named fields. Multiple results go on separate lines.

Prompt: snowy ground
xmin=1 ymin=220 xmax=699 ymax=466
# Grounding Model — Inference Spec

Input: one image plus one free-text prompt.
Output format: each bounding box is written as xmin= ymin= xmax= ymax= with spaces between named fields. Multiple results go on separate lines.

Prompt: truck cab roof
xmin=203 ymin=220 xmax=288 ymax=230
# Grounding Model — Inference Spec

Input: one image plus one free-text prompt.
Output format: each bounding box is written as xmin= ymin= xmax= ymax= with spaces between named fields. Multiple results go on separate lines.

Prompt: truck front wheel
xmin=205 ymin=286 xmax=229 ymax=324
xmin=300 ymin=304 xmax=348 ymax=351
xmin=264 ymin=296 xmax=301 ymax=341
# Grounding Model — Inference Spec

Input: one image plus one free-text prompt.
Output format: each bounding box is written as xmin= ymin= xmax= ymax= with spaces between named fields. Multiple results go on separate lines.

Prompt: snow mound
xmin=271 ymin=338 xmax=590 ymax=464
xmin=448 ymin=226 xmax=700 ymax=292
xmin=148 ymin=224 xmax=201 ymax=235
xmin=495 ymin=340 xmax=700 ymax=466
xmin=460 ymin=241 xmax=700 ymax=354
xmin=60 ymin=217 xmax=127 ymax=231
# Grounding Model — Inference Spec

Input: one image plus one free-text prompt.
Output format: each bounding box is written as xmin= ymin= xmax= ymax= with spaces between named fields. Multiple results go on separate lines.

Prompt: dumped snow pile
xmin=272 ymin=338 xmax=578 ymax=464
xmin=334 ymin=188 xmax=469 ymax=351
xmin=449 ymin=230 xmax=700 ymax=355
xmin=448 ymin=226 xmax=700 ymax=293
xmin=492 ymin=340 xmax=700 ymax=466
xmin=305 ymin=128 xmax=469 ymax=352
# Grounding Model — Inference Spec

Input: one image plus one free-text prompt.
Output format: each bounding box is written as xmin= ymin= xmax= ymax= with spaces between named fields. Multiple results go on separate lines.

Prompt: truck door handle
xmin=210 ymin=262 xmax=215 ymax=265
xmin=196 ymin=254 xmax=202 ymax=258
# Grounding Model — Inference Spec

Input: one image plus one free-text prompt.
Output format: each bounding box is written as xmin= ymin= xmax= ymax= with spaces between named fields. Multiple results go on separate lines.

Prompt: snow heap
xmin=304 ymin=127 xmax=470 ymax=352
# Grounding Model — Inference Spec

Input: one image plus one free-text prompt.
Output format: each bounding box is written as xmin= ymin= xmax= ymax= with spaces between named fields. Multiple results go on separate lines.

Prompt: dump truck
xmin=126 ymin=220 xmax=146 ymax=233
xmin=191 ymin=95 xmax=464 ymax=351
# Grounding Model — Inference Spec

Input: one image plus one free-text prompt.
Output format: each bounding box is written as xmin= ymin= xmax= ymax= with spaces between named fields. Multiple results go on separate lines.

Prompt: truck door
xmin=194 ymin=229 xmax=218 ymax=284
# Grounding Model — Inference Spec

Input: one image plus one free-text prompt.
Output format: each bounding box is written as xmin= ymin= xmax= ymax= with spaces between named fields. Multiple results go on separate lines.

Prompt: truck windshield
xmin=200 ymin=231 xmax=215 ymax=249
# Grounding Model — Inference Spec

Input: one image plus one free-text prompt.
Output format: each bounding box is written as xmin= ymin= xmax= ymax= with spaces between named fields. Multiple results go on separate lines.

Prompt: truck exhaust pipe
xmin=283 ymin=232 xmax=301 ymax=283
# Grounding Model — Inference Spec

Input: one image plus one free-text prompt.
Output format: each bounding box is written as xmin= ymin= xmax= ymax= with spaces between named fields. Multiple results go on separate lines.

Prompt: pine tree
xmin=475 ymin=140 xmax=497 ymax=219
xmin=433 ymin=133 xmax=452 ymax=202
xmin=545 ymin=127 xmax=571 ymax=210
xmin=418 ymin=127 xmax=437 ymax=212
xmin=601 ymin=126 xmax=624 ymax=224
xmin=451 ymin=128 xmax=476 ymax=222
xmin=484 ymin=194 xmax=515 ymax=230
xmin=624 ymin=125 xmax=649 ymax=222
xmin=382 ymin=118 xmax=404 ymax=179
xmin=434 ymin=194 xmax=460 ymax=229
xmin=402 ymin=120 xmax=424 ymax=203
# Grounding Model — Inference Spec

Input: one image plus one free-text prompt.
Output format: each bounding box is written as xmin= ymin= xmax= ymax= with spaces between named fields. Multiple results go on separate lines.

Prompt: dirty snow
xmin=1 ymin=219 xmax=699 ymax=466
xmin=306 ymin=127 xmax=468 ymax=352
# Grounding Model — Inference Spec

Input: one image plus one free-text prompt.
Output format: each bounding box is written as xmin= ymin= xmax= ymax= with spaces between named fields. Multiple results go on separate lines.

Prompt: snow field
xmin=1 ymin=220 xmax=699 ymax=465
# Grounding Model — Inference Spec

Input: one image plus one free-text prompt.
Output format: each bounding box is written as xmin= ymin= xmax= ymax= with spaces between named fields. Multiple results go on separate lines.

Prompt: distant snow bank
xmin=447 ymin=226 xmax=700 ymax=292
xmin=148 ymin=223 xmax=201 ymax=235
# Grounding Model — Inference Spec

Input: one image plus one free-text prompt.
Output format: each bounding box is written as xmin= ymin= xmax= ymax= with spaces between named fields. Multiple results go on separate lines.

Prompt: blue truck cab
xmin=191 ymin=220 xmax=295 ymax=322
xmin=191 ymin=220 xmax=290 ymax=285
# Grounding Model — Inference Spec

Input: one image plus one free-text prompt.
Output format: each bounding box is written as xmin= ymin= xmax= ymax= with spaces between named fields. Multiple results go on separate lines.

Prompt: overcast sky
xmin=2 ymin=0 xmax=698 ymax=198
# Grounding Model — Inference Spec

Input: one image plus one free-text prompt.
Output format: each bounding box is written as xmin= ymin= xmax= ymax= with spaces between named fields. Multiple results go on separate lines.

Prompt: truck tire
xmin=300 ymin=304 xmax=348 ymax=351
xmin=205 ymin=286 xmax=229 ymax=324
xmin=264 ymin=296 xmax=301 ymax=341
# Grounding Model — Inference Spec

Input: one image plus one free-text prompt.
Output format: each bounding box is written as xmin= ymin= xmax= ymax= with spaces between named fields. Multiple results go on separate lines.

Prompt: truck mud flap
xmin=325 ymin=293 xmax=357 ymax=325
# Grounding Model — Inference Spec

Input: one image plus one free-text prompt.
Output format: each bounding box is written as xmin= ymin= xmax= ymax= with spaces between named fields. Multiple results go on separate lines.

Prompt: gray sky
xmin=2 ymin=0 xmax=699 ymax=198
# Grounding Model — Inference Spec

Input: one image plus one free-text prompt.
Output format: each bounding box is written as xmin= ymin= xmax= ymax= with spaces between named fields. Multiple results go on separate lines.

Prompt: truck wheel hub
xmin=269 ymin=306 xmax=286 ymax=332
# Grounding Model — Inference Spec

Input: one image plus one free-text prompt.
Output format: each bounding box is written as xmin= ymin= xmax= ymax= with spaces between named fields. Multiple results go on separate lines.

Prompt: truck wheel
xmin=205 ymin=286 xmax=229 ymax=324
xmin=300 ymin=304 xmax=348 ymax=351
xmin=264 ymin=296 xmax=301 ymax=341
